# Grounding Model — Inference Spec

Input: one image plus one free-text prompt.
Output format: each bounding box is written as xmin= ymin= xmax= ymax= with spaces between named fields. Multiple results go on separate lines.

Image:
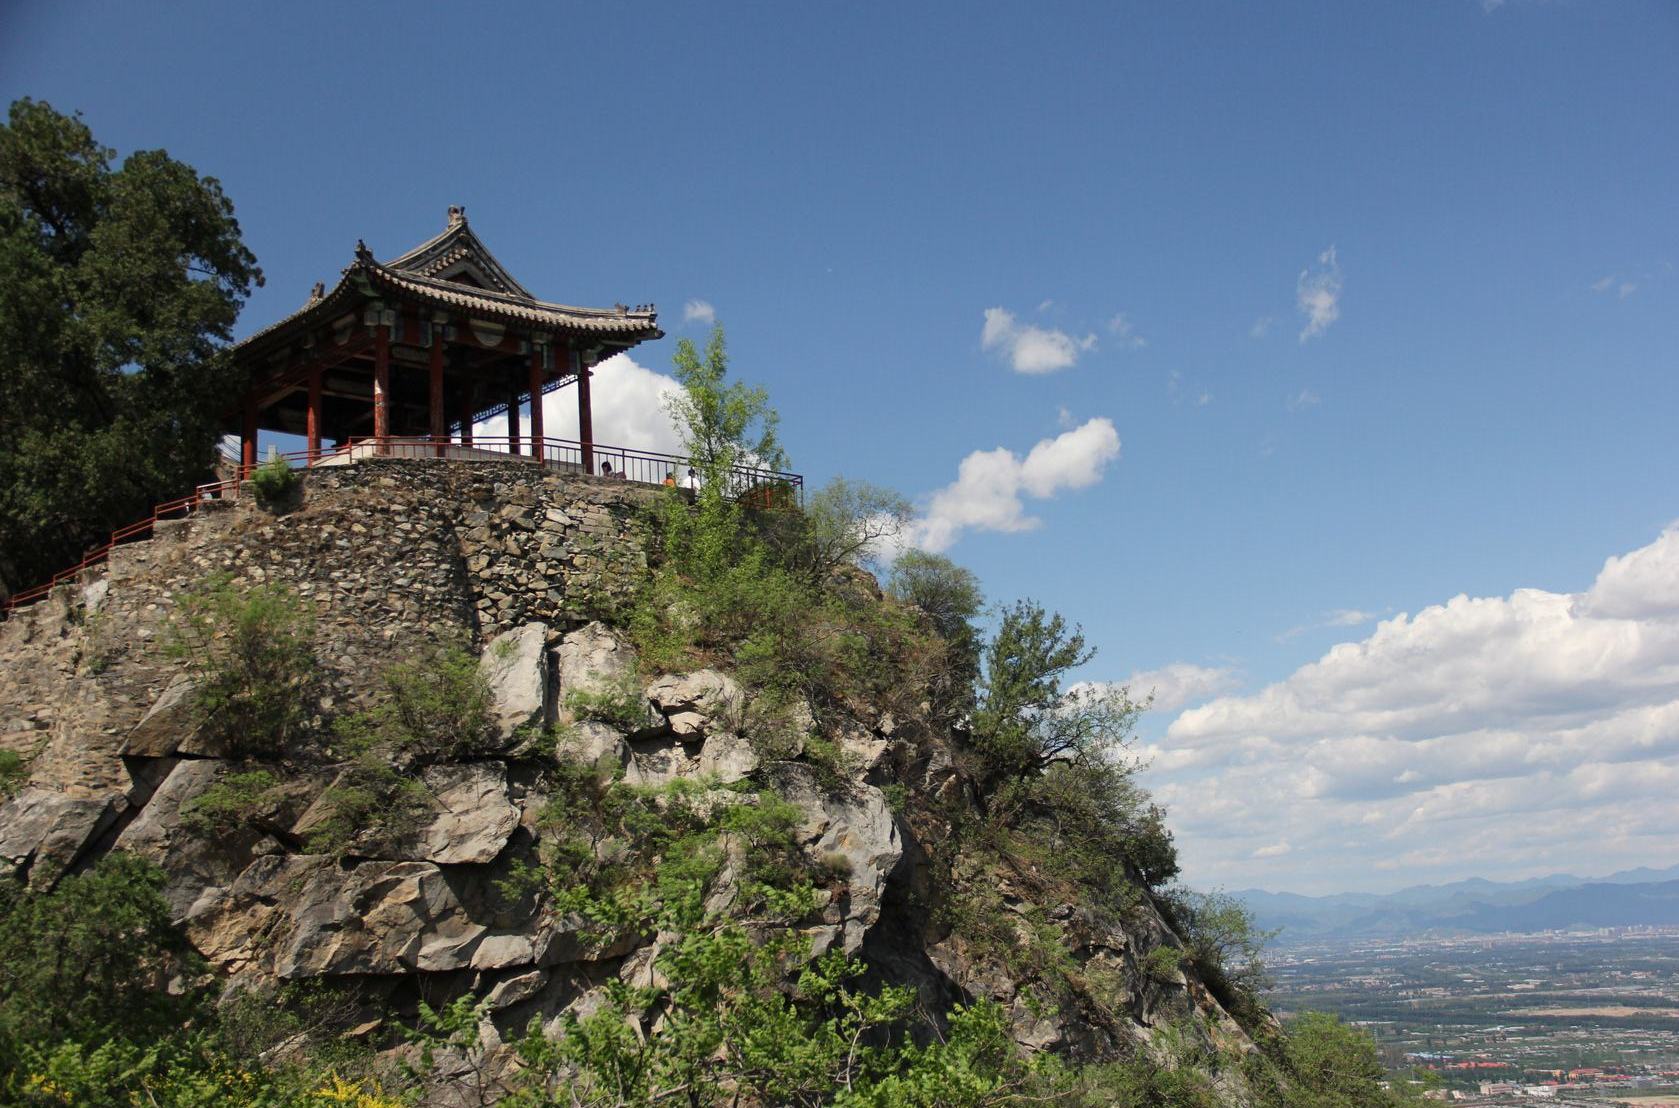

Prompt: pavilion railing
xmin=1 ymin=435 xmax=802 ymax=616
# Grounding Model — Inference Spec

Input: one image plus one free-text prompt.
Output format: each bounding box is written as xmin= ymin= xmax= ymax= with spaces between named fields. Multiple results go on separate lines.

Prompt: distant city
xmin=1266 ymin=929 xmax=1679 ymax=1105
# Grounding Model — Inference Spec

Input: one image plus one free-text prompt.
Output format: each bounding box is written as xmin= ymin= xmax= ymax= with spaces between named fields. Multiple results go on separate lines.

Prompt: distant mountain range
xmin=1236 ymin=863 xmax=1679 ymax=944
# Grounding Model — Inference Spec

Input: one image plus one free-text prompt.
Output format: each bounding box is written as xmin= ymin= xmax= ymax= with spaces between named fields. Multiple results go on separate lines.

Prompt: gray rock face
xmin=0 ymin=787 xmax=121 ymax=886
xmin=480 ymin=623 xmax=551 ymax=741
xmin=390 ymin=763 xmax=520 ymax=865
xmin=646 ymin=670 xmax=744 ymax=737
xmin=775 ymin=766 xmax=902 ymax=955
xmin=123 ymin=677 xmax=200 ymax=757
xmin=696 ymin=730 xmax=758 ymax=784
xmin=557 ymin=721 xmax=630 ymax=779
xmin=555 ymin=622 xmax=637 ymax=699
xmin=261 ymin=857 xmax=488 ymax=978
xmin=114 ymin=759 xmax=256 ymax=919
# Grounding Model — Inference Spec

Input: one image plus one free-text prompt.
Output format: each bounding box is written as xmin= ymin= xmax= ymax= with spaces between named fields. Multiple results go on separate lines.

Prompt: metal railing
xmin=2 ymin=435 xmax=802 ymax=615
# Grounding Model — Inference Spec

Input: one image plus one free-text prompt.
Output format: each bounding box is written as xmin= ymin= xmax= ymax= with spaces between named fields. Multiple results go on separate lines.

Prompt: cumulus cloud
xmin=982 ymin=307 xmax=1097 ymax=374
xmin=477 ymin=353 xmax=685 ymax=456
xmin=1074 ymin=664 xmax=1242 ymax=715
xmin=1296 ymin=246 xmax=1343 ymax=342
xmin=1146 ymin=524 xmax=1679 ymax=893
xmin=906 ymin=417 xmax=1120 ymax=552
xmin=682 ymin=299 xmax=716 ymax=325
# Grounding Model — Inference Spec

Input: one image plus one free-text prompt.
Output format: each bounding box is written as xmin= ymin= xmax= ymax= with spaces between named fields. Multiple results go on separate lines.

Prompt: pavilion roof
xmin=233 ymin=207 xmax=662 ymax=359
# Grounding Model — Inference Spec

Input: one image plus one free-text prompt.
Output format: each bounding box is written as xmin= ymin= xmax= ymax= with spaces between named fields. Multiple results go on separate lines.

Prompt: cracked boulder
xmin=480 ymin=622 xmax=551 ymax=742
xmin=0 ymin=787 xmax=123 ymax=888
xmin=646 ymin=670 xmax=744 ymax=738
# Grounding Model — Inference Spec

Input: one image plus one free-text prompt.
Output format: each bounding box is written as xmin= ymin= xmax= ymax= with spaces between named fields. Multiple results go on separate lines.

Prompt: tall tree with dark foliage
xmin=0 ymin=98 xmax=260 ymax=595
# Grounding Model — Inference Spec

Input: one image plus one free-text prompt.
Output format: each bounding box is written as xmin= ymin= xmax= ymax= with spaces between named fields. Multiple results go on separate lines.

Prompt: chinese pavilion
xmin=229 ymin=206 xmax=662 ymax=475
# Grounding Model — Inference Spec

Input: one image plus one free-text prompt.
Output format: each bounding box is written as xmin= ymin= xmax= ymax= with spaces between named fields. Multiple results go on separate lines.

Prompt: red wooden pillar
xmin=429 ymin=324 xmax=446 ymax=457
xmin=527 ymin=343 xmax=545 ymax=465
xmin=373 ymin=315 xmax=391 ymax=454
xmin=241 ymin=397 xmax=258 ymax=474
xmin=458 ymin=379 xmax=475 ymax=447
xmin=575 ymin=348 xmax=595 ymax=475
xmin=306 ymin=366 xmax=322 ymax=462
xmin=506 ymin=375 xmax=522 ymax=456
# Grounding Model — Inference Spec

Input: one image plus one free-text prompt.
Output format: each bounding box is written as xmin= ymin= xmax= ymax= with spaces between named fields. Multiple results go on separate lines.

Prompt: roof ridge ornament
xmin=448 ymin=205 xmax=466 ymax=227
xmin=354 ymin=239 xmax=373 ymax=263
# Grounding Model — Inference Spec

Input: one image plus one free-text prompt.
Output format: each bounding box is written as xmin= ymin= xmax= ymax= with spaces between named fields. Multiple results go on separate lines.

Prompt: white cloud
xmin=480 ymin=353 xmax=686 ymax=457
xmin=1253 ymin=841 xmax=1293 ymax=859
xmin=1148 ymin=524 xmax=1679 ymax=893
xmin=982 ymin=307 xmax=1097 ymax=374
xmin=1075 ymin=663 xmax=1242 ymax=715
xmin=907 ymin=417 xmax=1120 ymax=552
xmin=1287 ymin=388 xmax=1320 ymax=412
xmin=1591 ymin=275 xmax=1615 ymax=293
xmin=1620 ymin=282 xmax=1638 ymax=299
xmin=1296 ymin=246 xmax=1343 ymax=342
xmin=1326 ymin=607 xmax=1379 ymax=627
xmin=1276 ymin=606 xmax=1385 ymax=642
xmin=682 ymin=299 xmax=716 ymax=326
xmin=1106 ymin=312 xmax=1148 ymax=350
xmin=1250 ymin=316 xmax=1275 ymax=340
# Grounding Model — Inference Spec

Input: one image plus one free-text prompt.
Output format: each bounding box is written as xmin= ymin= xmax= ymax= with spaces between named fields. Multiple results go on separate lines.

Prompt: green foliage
xmin=0 ymin=853 xmax=200 ymax=1060
xmin=302 ymin=769 xmax=428 ymax=859
xmin=1252 ymin=1011 xmax=1434 ymax=1108
xmin=970 ymin=600 xmax=1098 ymax=788
xmin=1160 ymin=888 xmax=1275 ymax=1013
xmin=664 ymin=322 xmax=785 ymax=481
xmin=1142 ymin=944 xmax=1185 ymax=983
xmin=794 ymin=476 xmax=913 ymax=579
xmin=179 ymin=768 xmax=279 ymax=836
xmin=563 ymin=679 xmax=649 ymax=733
xmin=164 ymin=574 xmax=317 ymax=757
xmin=247 ymin=455 xmax=300 ymax=508
xmin=343 ymin=641 xmax=494 ymax=760
xmin=0 ymin=858 xmax=398 ymax=1104
xmin=0 ymin=749 xmax=27 ymax=799
xmin=635 ymin=324 xmax=947 ymax=735
xmin=299 ymin=642 xmax=492 ymax=856
xmin=887 ymin=550 xmax=985 ymax=717
xmin=0 ymin=98 xmax=262 ymax=596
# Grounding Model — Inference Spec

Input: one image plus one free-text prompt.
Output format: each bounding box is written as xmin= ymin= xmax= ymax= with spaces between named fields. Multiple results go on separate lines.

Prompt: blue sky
xmin=5 ymin=0 xmax=1676 ymax=894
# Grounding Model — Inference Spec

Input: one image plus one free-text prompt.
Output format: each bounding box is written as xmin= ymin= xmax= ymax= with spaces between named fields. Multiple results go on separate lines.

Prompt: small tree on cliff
xmin=0 ymin=98 xmax=261 ymax=596
xmin=663 ymin=322 xmax=785 ymax=485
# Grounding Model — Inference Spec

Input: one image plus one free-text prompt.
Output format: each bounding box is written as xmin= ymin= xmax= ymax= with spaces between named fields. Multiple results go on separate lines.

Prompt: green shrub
xmin=303 ymin=734 xmax=429 ymax=858
xmin=179 ymin=768 xmax=279 ymax=835
xmin=247 ymin=455 xmax=300 ymax=507
xmin=358 ymin=642 xmax=494 ymax=759
xmin=564 ymin=679 xmax=650 ymax=732
xmin=0 ymin=750 xmax=26 ymax=799
xmin=1142 ymin=944 xmax=1185 ymax=982
xmin=0 ymin=854 xmax=202 ymax=1057
xmin=164 ymin=575 xmax=317 ymax=756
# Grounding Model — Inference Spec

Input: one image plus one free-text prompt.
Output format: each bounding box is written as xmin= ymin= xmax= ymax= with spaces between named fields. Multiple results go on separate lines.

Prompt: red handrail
xmin=2 ymin=436 xmax=802 ymax=615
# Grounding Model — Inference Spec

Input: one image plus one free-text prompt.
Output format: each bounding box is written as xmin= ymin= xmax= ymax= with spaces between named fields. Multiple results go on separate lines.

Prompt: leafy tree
xmin=971 ymin=600 xmax=1111 ymax=787
xmin=663 ymin=322 xmax=785 ymax=483
xmin=0 ymin=98 xmax=262 ymax=595
xmin=0 ymin=853 xmax=202 ymax=1063
xmin=1265 ymin=1011 xmax=1432 ymax=1107
xmin=796 ymin=477 xmax=912 ymax=579
xmin=1160 ymin=888 xmax=1275 ymax=1011
xmin=887 ymin=550 xmax=985 ymax=718
xmin=164 ymin=574 xmax=317 ymax=756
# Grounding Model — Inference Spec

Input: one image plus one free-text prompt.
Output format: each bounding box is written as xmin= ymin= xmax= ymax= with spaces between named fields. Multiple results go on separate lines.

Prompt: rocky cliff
xmin=0 ymin=459 xmax=1269 ymax=1104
